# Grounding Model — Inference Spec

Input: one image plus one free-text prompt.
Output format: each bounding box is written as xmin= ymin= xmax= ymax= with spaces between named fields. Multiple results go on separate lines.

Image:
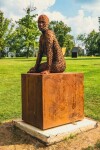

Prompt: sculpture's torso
xmin=38 ymin=30 xmax=66 ymax=72
xmin=28 ymin=14 xmax=66 ymax=73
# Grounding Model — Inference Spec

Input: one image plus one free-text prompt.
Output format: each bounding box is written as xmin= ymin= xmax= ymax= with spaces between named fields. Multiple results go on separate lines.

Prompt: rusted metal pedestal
xmin=21 ymin=73 xmax=84 ymax=130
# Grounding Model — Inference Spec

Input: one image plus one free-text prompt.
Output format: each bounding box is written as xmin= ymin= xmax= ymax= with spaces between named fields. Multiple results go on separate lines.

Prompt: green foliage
xmin=0 ymin=57 xmax=100 ymax=122
xmin=82 ymin=146 xmax=94 ymax=150
xmin=49 ymin=21 xmax=75 ymax=53
xmin=95 ymin=140 xmax=100 ymax=149
xmin=8 ymin=7 xmax=40 ymax=58
xmin=0 ymin=10 xmax=75 ymax=58
xmin=0 ymin=10 xmax=14 ymax=58
xmin=64 ymin=133 xmax=76 ymax=141
xmin=77 ymin=30 xmax=100 ymax=56
xmin=82 ymin=140 xmax=100 ymax=150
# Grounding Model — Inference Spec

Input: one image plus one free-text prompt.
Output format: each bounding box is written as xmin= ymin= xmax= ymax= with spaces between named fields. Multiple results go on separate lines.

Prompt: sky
xmin=0 ymin=0 xmax=100 ymax=37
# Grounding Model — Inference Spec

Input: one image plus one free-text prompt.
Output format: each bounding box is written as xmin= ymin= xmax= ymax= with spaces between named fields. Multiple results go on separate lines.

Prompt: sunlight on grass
xmin=0 ymin=57 xmax=100 ymax=122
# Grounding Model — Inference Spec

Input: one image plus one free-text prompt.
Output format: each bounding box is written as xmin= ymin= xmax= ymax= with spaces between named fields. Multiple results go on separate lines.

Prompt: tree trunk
xmin=0 ymin=51 xmax=2 ymax=59
xmin=26 ymin=46 xmax=29 ymax=58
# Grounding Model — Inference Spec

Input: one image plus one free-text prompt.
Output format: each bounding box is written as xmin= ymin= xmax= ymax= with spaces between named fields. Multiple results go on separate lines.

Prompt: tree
xmin=0 ymin=10 xmax=14 ymax=58
xmin=14 ymin=7 xmax=40 ymax=58
xmin=49 ymin=21 xmax=74 ymax=54
xmin=7 ymin=27 xmax=25 ymax=56
xmin=77 ymin=30 xmax=100 ymax=56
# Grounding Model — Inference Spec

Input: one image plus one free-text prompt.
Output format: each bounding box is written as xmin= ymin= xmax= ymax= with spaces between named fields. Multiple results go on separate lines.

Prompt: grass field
xmin=0 ymin=57 xmax=100 ymax=122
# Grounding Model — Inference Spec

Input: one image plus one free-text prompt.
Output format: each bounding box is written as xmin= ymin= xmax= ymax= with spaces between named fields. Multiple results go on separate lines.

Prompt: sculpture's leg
xmin=38 ymin=62 xmax=48 ymax=72
xmin=51 ymin=62 xmax=66 ymax=73
xmin=27 ymin=62 xmax=48 ymax=73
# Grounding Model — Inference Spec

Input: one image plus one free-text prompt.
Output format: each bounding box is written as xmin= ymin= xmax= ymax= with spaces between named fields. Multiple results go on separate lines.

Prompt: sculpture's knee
xmin=51 ymin=63 xmax=66 ymax=73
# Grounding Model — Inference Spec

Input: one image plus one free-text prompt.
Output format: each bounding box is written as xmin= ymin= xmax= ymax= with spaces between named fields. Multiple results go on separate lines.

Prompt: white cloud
xmin=43 ymin=11 xmax=67 ymax=23
xmin=42 ymin=10 xmax=99 ymax=36
xmin=0 ymin=0 xmax=56 ymax=20
xmin=0 ymin=0 xmax=99 ymax=36
xmin=33 ymin=0 xmax=56 ymax=13
xmin=67 ymin=10 xmax=99 ymax=36
xmin=81 ymin=1 xmax=100 ymax=17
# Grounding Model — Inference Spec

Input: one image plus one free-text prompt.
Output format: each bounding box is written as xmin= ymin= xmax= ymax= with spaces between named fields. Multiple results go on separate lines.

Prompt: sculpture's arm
xmin=35 ymin=37 xmax=43 ymax=71
xmin=45 ymin=31 xmax=54 ymax=72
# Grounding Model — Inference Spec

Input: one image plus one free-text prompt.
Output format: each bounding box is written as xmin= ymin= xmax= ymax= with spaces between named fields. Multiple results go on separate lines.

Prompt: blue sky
xmin=50 ymin=0 xmax=99 ymax=17
xmin=50 ymin=0 xmax=81 ymax=17
xmin=0 ymin=0 xmax=100 ymax=36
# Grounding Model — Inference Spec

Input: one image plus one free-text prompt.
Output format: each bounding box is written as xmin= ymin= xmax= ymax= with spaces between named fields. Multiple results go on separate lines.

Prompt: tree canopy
xmin=11 ymin=7 xmax=40 ymax=58
xmin=2 ymin=9 xmax=100 ymax=58
xmin=77 ymin=30 xmax=100 ymax=56
xmin=0 ymin=10 xmax=14 ymax=58
xmin=49 ymin=21 xmax=75 ymax=54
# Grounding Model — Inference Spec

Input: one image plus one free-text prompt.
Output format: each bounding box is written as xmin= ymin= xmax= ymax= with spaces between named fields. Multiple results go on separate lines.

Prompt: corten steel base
xmin=21 ymin=73 xmax=84 ymax=130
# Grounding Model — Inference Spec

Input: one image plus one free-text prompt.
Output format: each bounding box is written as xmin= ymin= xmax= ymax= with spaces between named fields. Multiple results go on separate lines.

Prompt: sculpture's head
xmin=38 ymin=15 xmax=49 ymax=32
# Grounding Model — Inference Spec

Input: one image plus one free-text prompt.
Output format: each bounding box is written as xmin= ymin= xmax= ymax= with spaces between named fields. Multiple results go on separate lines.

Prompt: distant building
xmin=72 ymin=47 xmax=86 ymax=57
xmin=8 ymin=52 xmax=16 ymax=58
xmin=72 ymin=47 xmax=78 ymax=58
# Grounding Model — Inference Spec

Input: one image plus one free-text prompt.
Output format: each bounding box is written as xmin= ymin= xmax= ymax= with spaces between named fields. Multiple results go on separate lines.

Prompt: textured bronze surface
xmin=28 ymin=14 xmax=66 ymax=74
xmin=22 ymin=73 xmax=84 ymax=130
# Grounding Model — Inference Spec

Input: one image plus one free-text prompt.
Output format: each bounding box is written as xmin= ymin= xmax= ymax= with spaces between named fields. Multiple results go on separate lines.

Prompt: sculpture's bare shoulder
xmin=45 ymin=30 xmax=55 ymax=41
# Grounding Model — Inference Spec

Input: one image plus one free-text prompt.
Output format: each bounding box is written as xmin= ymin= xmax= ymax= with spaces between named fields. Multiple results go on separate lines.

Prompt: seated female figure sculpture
xmin=28 ymin=15 xmax=66 ymax=74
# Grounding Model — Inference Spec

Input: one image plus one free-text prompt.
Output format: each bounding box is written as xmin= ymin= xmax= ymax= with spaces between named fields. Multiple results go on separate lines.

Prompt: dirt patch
xmin=0 ymin=121 xmax=100 ymax=150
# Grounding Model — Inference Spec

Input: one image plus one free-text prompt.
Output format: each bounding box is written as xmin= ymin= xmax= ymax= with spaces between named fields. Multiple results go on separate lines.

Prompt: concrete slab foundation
xmin=14 ymin=118 xmax=97 ymax=145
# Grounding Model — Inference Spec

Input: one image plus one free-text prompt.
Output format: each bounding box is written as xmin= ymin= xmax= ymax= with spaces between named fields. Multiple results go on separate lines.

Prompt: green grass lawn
xmin=0 ymin=57 xmax=100 ymax=122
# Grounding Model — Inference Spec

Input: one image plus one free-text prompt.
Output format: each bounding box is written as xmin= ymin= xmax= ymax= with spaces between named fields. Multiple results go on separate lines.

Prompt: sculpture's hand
xmin=40 ymin=70 xmax=50 ymax=74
